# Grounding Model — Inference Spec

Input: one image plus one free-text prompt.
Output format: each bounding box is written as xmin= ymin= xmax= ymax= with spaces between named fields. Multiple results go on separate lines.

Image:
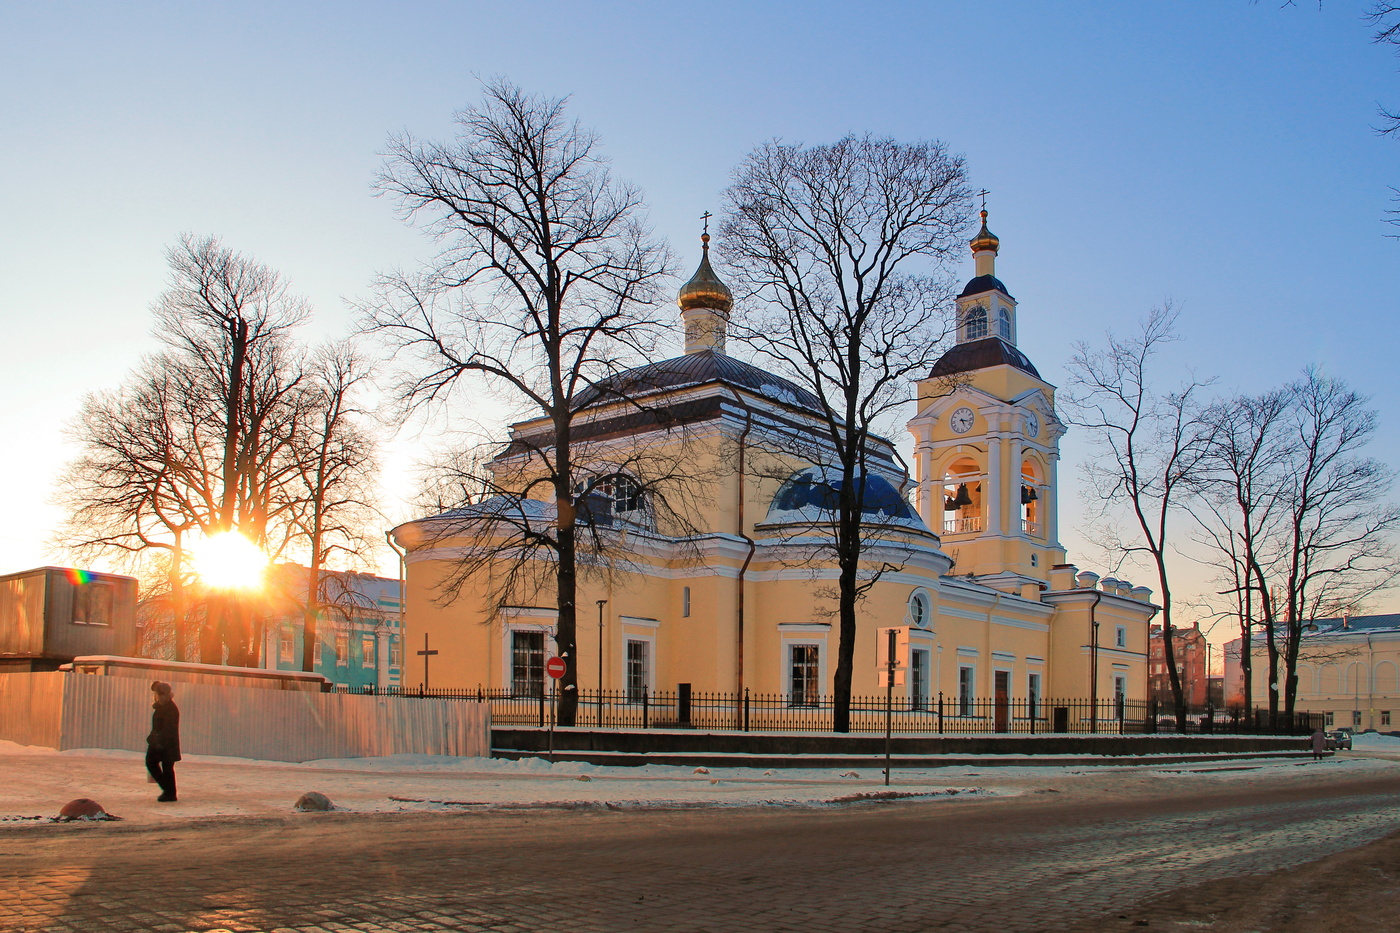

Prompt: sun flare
xmin=192 ymin=531 xmax=268 ymax=591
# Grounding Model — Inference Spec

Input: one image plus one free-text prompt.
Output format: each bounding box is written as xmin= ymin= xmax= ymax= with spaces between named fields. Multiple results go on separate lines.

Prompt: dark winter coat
xmin=147 ymin=699 xmax=181 ymax=763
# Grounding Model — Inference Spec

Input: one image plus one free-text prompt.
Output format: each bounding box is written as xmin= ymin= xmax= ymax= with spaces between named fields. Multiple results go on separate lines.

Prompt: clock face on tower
xmin=950 ymin=407 xmax=975 ymax=434
xmin=1024 ymin=411 xmax=1040 ymax=438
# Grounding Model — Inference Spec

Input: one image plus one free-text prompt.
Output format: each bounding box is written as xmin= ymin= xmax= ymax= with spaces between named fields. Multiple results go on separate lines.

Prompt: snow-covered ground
xmin=2 ymin=734 xmax=1398 ymax=826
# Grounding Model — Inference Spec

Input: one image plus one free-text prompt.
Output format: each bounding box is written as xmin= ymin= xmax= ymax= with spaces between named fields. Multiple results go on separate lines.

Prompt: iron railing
xmin=326 ymin=684 xmax=1323 ymax=736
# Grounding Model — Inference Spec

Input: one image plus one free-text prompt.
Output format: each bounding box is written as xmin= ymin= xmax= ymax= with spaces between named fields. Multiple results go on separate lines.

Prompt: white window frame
xmin=361 ymin=636 xmax=375 ymax=669
xmin=998 ymin=306 xmax=1012 ymax=341
xmin=624 ymin=636 xmax=653 ymax=704
xmin=907 ymin=588 xmax=933 ymax=629
xmin=963 ymin=305 xmax=988 ymax=341
xmin=909 ymin=646 xmax=932 ymax=710
xmin=958 ymin=665 xmax=975 ymax=716
xmin=508 ymin=628 xmax=548 ymax=697
xmin=498 ymin=610 xmax=558 ymax=694
xmin=781 ymin=638 xmax=826 ymax=707
xmin=1027 ymin=672 xmax=1042 ymax=718
xmin=1116 ymin=625 xmax=1127 ymax=649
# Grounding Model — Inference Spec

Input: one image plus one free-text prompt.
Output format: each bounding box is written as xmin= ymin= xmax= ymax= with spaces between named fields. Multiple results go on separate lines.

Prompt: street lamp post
xmin=596 ymin=599 xmax=607 ymax=724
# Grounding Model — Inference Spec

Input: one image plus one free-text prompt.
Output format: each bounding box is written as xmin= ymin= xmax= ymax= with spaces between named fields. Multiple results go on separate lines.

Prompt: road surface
xmin=5 ymin=760 xmax=1400 ymax=932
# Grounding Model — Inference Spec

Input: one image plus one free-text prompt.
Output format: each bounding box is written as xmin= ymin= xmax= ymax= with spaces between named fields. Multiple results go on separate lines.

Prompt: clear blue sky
xmin=2 ymin=1 xmax=1397 ymax=631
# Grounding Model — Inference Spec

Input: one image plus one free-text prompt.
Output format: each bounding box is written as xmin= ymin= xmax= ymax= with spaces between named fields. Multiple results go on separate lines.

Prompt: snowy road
xmin=4 ymin=742 xmax=1400 ymax=932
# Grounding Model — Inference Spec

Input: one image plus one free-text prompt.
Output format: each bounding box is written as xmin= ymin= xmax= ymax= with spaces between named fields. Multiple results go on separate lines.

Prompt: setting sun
xmin=192 ymin=531 xmax=268 ymax=591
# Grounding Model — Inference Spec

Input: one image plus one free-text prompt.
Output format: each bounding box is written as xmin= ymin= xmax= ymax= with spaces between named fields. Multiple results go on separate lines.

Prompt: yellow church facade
xmin=391 ymin=213 xmax=1157 ymax=718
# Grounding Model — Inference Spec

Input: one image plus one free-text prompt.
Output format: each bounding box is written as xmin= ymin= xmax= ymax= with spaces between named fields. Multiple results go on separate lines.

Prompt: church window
xmin=279 ymin=628 xmax=295 ymax=664
xmin=625 ymin=639 xmax=650 ymax=703
xmin=958 ymin=666 xmax=974 ymax=715
xmin=789 ymin=645 xmax=820 ymax=707
xmin=361 ymin=636 xmax=375 ymax=669
xmin=963 ymin=305 xmax=988 ymax=341
xmin=682 ymin=586 xmax=691 ymax=618
xmin=998 ymin=307 xmax=1012 ymax=341
xmin=579 ymin=473 xmax=647 ymax=527
xmin=908 ymin=589 xmax=932 ymax=628
xmin=1027 ymin=673 xmax=1041 ymax=718
xmin=1116 ymin=625 xmax=1127 ymax=648
xmin=910 ymin=648 xmax=930 ymax=710
xmin=511 ymin=630 xmax=545 ymax=697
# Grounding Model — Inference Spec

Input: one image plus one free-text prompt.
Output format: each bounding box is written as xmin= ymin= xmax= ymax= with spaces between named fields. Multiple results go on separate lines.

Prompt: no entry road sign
xmin=545 ymin=656 xmax=567 ymax=679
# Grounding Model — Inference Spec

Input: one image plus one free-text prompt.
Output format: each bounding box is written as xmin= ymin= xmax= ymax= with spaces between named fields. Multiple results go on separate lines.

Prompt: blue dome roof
xmin=764 ymin=466 xmax=921 ymax=525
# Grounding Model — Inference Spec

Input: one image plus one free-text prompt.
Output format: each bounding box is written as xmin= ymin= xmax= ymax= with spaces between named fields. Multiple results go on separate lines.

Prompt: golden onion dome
xmin=678 ymin=234 xmax=734 ymax=313
xmin=970 ymin=208 xmax=999 ymax=253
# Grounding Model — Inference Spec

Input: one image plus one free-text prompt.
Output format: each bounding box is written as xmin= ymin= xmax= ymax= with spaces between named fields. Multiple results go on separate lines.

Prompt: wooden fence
xmin=0 ymin=672 xmax=489 ymax=761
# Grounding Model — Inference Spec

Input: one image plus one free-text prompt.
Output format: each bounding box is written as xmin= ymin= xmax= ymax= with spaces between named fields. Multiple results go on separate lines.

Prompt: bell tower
xmin=907 ymin=206 xmax=1066 ymax=587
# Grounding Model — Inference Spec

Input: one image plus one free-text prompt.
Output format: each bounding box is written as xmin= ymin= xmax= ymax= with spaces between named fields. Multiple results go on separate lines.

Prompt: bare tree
xmin=1063 ymin=305 xmax=1213 ymax=732
xmin=56 ymin=355 xmax=215 ymax=659
xmin=287 ymin=344 xmax=380 ymax=672
xmin=57 ymin=236 xmax=380 ymax=667
xmin=1272 ymin=369 xmax=1400 ymax=718
xmin=720 ymin=135 xmax=970 ymax=732
xmin=1191 ymin=388 xmax=1292 ymax=720
xmin=365 ymin=80 xmax=671 ymax=724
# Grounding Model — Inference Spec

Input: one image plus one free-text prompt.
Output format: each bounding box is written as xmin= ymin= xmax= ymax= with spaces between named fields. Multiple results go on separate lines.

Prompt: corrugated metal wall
xmin=0 ymin=673 xmax=489 ymax=761
xmin=0 ymin=672 xmax=64 ymax=747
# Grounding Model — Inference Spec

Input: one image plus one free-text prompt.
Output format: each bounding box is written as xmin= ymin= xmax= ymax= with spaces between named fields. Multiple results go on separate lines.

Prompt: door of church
xmin=994 ymin=670 xmax=1010 ymax=733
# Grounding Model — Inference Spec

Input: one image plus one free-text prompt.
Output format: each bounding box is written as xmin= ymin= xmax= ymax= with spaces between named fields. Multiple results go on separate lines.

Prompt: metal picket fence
xmin=328 ymin=683 xmax=1322 ymax=736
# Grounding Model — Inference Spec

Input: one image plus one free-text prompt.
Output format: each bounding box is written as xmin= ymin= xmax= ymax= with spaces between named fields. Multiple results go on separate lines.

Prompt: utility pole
xmin=596 ymin=599 xmax=607 ymax=727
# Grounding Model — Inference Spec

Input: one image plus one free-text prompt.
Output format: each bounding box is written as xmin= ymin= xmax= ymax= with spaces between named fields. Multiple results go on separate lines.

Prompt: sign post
xmin=877 ymin=627 xmax=910 ymax=787
xmin=545 ymin=655 xmax=567 ymax=762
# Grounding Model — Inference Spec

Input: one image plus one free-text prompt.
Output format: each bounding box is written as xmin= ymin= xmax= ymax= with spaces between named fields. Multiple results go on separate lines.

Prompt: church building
xmin=391 ymin=211 xmax=1157 ymax=716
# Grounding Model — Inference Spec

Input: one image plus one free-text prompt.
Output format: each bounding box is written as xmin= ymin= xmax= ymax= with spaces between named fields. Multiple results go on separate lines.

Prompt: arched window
xmin=941 ymin=457 xmax=982 ymax=535
xmin=998 ymin=307 xmax=1012 ymax=341
xmin=963 ymin=305 xmax=988 ymax=341
xmin=578 ymin=473 xmax=646 ymax=527
xmin=908 ymin=589 xmax=933 ymax=629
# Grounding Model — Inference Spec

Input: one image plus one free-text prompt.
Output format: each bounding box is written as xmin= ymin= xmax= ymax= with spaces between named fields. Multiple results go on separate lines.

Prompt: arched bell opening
xmin=941 ymin=457 xmax=983 ymax=535
xmin=1020 ymin=459 xmax=1042 ymax=537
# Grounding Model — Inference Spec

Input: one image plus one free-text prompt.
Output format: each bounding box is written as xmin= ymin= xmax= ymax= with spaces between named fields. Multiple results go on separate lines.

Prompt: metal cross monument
xmin=417 ymin=633 xmax=439 ymax=691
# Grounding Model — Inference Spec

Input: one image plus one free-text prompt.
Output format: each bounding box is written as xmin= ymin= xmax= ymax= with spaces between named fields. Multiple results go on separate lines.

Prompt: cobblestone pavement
xmin=5 ymin=770 xmax=1400 ymax=933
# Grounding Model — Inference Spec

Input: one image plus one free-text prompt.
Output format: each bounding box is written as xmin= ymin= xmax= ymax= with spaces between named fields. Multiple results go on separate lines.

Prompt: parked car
xmin=1326 ymin=728 xmax=1354 ymax=750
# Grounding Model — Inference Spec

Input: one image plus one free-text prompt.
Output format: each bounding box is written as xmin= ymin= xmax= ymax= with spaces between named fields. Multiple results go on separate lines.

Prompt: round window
xmin=908 ymin=589 xmax=932 ymax=628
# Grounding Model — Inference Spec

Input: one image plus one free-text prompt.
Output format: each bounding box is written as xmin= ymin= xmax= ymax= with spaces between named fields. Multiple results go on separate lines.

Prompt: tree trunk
xmin=170 ymin=540 xmax=187 ymax=662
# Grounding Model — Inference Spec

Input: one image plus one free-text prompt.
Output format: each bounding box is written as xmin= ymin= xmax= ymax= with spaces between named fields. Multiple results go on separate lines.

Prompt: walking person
xmin=1310 ymin=726 xmax=1327 ymax=761
xmin=145 ymin=681 xmax=181 ymax=801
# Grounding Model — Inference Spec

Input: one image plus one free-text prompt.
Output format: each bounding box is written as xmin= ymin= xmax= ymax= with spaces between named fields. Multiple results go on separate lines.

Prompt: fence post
xmin=643 ymin=687 xmax=650 ymax=730
xmin=743 ymin=687 xmax=750 ymax=733
xmin=678 ymin=682 xmax=692 ymax=726
xmin=1029 ymin=696 xmax=1036 ymax=735
xmin=538 ymin=683 xmax=546 ymax=728
xmin=937 ymin=691 xmax=944 ymax=735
